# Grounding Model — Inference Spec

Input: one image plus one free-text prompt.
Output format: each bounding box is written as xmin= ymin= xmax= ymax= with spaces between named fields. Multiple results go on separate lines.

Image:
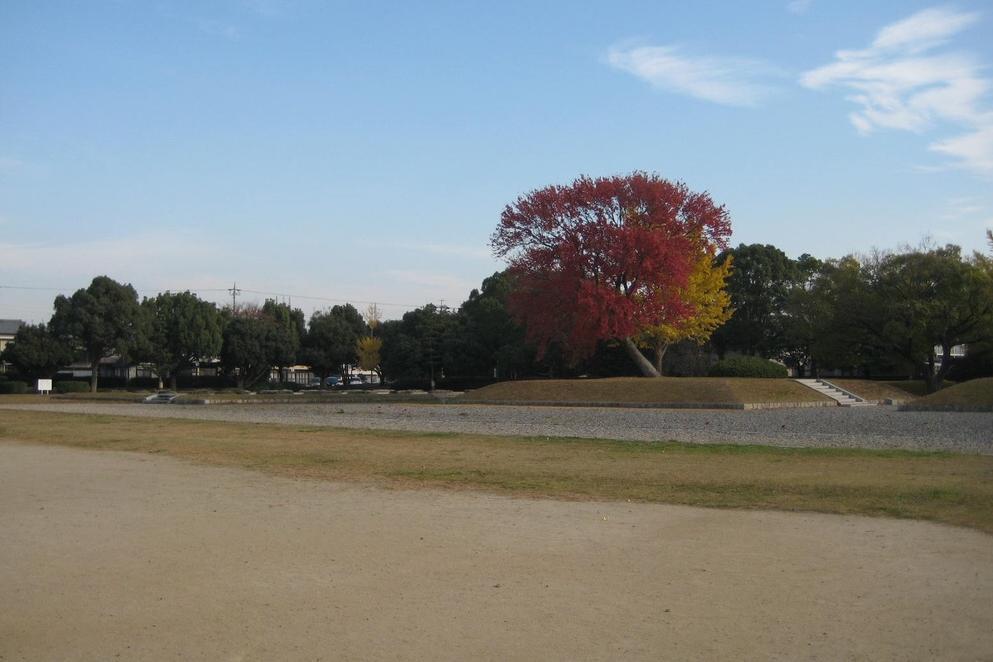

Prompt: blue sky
xmin=2 ymin=1 xmax=992 ymax=322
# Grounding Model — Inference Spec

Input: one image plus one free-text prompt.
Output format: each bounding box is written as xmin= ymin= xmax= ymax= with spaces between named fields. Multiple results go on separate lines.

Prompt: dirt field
xmin=2 ymin=443 xmax=991 ymax=660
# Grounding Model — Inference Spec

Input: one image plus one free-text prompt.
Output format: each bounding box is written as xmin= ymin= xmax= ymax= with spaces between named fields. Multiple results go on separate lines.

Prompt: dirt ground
xmin=2 ymin=443 xmax=991 ymax=661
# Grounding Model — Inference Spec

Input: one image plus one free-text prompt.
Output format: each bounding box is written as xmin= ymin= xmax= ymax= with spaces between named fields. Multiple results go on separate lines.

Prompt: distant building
xmin=0 ymin=319 xmax=25 ymax=354
xmin=0 ymin=319 xmax=26 ymax=374
xmin=933 ymin=344 xmax=968 ymax=371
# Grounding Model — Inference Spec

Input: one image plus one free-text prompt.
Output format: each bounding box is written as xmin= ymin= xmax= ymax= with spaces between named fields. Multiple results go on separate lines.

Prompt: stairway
xmin=794 ymin=379 xmax=874 ymax=407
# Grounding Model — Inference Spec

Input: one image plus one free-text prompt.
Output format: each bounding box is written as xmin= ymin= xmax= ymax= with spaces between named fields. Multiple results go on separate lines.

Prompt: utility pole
xmin=228 ymin=282 xmax=241 ymax=311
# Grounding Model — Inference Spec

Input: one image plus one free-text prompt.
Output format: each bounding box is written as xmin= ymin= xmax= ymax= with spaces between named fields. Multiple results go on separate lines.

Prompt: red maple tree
xmin=491 ymin=172 xmax=731 ymax=376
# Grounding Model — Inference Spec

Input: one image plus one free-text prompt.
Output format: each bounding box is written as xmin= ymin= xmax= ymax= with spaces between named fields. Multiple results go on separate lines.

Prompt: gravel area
xmin=3 ymin=401 xmax=992 ymax=454
xmin=6 ymin=443 xmax=992 ymax=660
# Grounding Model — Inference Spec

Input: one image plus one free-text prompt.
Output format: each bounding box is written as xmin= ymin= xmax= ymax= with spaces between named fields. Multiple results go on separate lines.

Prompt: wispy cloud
xmin=0 ymin=157 xmax=24 ymax=172
xmin=241 ymin=0 xmax=286 ymax=18
xmin=196 ymin=19 xmax=241 ymax=40
xmin=800 ymin=6 xmax=993 ymax=176
xmin=359 ymin=239 xmax=494 ymax=261
xmin=606 ymin=43 xmax=779 ymax=107
xmin=940 ymin=196 xmax=986 ymax=220
xmin=787 ymin=0 xmax=813 ymax=15
xmin=0 ymin=231 xmax=225 ymax=277
xmin=384 ymin=270 xmax=479 ymax=300
xmin=406 ymin=242 xmax=492 ymax=261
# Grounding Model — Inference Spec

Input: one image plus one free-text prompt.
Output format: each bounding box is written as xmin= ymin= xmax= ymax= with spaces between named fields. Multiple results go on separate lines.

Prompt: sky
xmin=2 ymin=0 xmax=992 ymax=323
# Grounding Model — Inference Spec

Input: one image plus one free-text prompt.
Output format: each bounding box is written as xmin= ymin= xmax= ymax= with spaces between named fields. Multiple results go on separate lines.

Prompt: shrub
xmin=175 ymin=374 xmax=237 ymax=390
xmin=0 ymin=380 xmax=29 ymax=394
xmin=55 ymin=380 xmax=91 ymax=393
xmin=708 ymin=356 xmax=787 ymax=378
xmin=127 ymin=377 xmax=160 ymax=389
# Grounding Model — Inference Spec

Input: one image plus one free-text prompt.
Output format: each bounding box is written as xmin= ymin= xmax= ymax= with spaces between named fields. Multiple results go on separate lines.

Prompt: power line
xmin=228 ymin=282 xmax=241 ymax=310
xmin=1 ymin=283 xmax=426 ymax=309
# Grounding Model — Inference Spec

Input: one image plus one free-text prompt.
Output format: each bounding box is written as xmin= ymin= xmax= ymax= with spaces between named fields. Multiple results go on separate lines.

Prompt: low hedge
xmin=0 ymin=380 xmax=28 ymax=394
xmin=708 ymin=356 xmax=788 ymax=378
xmin=55 ymin=381 xmax=91 ymax=393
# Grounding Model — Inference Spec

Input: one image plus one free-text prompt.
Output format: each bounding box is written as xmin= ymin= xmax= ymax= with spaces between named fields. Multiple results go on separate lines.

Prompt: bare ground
xmin=2 ymin=442 xmax=991 ymax=661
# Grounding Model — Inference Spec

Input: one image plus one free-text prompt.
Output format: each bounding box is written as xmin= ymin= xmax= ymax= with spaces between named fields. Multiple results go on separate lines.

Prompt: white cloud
xmin=405 ymin=242 xmax=493 ymax=261
xmin=0 ymin=231 xmax=224 ymax=278
xmin=196 ymin=19 xmax=241 ymax=40
xmin=871 ymin=7 xmax=978 ymax=52
xmin=606 ymin=43 xmax=778 ymax=107
xmin=385 ymin=269 xmax=478 ymax=294
xmin=801 ymin=6 xmax=993 ymax=176
xmin=929 ymin=125 xmax=993 ymax=173
xmin=241 ymin=0 xmax=285 ymax=17
xmin=940 ymin=196 xmax=986 ymax=220
xmin=787 ymin=0 xmax=813 ymax=15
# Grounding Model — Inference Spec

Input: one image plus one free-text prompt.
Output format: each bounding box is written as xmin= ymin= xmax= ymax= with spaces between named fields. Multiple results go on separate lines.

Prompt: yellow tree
xmin=637 ymin=252 xmax=732 ymax=374
xmin=356 ymin=336 xmax=383 ymax=382
xmin=365 ymin=303 xmax=382 ymax=334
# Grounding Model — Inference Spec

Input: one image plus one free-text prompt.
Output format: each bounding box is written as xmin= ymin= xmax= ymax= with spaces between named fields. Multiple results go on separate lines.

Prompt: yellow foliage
xmin=639 ymin=251 xmax=732 ymax=354
xmin=356 ymin=336 xmax=382 ymax=372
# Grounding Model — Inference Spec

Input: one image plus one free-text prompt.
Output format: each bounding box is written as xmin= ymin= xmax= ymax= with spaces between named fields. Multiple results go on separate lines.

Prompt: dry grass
xmin=830 ymin=380 xmax=922 ymax=402
xmin=1 ymin=409 xmax=991 ymax=533
xmin=469 ymin=377 xmax=830 ymax=405
xmin=912 ymin=378 xmax=993 ymax=410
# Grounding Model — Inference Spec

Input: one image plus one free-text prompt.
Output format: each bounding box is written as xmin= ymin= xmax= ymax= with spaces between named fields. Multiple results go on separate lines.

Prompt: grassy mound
xmin=468 ymin=377 xmax=830 ymax=405
xmin=907 ymin=378 xmax=993 ymax=411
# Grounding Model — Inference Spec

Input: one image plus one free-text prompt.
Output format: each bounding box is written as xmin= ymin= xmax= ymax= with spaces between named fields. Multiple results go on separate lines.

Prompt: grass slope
xmin=469 ymin=377 xmax=830 ymax=405
xmin=2 ymin=410 xmax=991 ymax=533
xmin=829 ymin=380 xmax=923 ymax=402
xmin=909 ymin=378 xmax=993 ymax=411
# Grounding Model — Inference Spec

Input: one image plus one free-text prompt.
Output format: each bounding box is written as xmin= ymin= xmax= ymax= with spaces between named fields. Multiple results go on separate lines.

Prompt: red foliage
xmin=491 ymin=172 xmax=731 ymax=359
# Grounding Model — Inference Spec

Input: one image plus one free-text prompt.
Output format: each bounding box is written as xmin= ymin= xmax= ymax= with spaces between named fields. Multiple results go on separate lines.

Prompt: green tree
xmin=220 ymin=313 xmax=278 ymax=389
xmin=140 ymin=291 xmax=223 ymax=389
xmin=379 ymin=304 xmax=459 ymax=388
xmin=49 ymin=276 xmax=144 ymax=392
xmin=262 ymin=299 xmax=306 ymax=382
xmin=711 ymin=244 xmax=800 ymax=358
xmin=858 ymin=245 xmax=993 ymax=392
xmin=455 ymin=271 xmax=534 ymax=379
xmin=0 ymin=323 xmax=73 ymax=380
xmin=301 ymin=304 xmax=368 ymax=387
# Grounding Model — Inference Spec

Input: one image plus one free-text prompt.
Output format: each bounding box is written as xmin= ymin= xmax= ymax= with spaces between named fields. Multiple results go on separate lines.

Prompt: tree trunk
xmin=90 ymin=358 xmax=99 ymax=393
xmin=622 ymin=338 xmax=661 ymax=377
xmin=929 ymin=344 xmax=954 ymax=393
xmin=170 ymin=373 xmax=178 ymax=390
xmin=924 ymin=352 xmax=939 ymax=394
xmin=652 ymin=341 xmax=670 ymax=375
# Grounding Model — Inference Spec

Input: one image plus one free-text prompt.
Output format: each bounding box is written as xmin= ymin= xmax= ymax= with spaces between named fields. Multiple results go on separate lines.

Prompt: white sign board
xmin=37 ymin=379 xmax=52 ymax=394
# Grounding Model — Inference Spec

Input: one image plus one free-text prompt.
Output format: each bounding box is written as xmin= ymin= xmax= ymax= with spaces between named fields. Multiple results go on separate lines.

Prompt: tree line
xmin=3 ymin=174 xmax=991 ymax=394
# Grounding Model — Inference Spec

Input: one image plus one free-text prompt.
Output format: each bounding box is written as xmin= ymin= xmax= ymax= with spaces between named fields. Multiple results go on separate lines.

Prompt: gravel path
xmin=3 ymin=401 xmax=992 ymax=454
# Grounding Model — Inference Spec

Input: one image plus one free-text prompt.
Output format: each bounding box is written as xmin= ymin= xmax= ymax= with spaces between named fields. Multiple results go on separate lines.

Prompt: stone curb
xmin=899 ymin=403 xmax=993 ymax=413
xmin=458 ymin=399 xmax=838 ymax=410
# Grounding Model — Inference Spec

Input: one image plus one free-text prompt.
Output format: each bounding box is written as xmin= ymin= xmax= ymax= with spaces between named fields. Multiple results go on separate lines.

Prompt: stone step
xmin=794 ymin=379 xmax=874 ymax=407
